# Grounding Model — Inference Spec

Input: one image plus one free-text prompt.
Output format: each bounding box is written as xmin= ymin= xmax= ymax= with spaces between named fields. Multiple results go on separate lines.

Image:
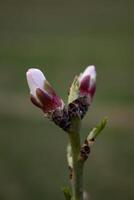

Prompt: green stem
xmin=68 ymin=118 xmax=84 ymax=200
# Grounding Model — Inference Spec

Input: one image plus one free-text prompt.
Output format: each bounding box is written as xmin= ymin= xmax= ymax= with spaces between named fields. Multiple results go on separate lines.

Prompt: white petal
xmin=26 ymin=68 xmax=46 ymax=96
xmin=79 ymin=65 xmax=96 ymax=83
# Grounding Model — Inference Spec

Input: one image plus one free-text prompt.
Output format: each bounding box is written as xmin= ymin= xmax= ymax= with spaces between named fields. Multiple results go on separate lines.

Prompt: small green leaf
xmin=68 ymin=76 xmax=79 ymax=104
xmin=87 ymin=118 xmax=108 ymax=141
xmin=62 ymin=186 xmax=72 ymax=200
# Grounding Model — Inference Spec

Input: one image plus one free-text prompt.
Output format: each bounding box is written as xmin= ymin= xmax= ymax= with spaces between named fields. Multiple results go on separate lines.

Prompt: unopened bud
xmin=68 ymin=66 xmax=97 ymax=120
xmin=78 ymin=65 xmax=96 ymax=99
xmin=26 ymin=68 xmax=63 ymax=114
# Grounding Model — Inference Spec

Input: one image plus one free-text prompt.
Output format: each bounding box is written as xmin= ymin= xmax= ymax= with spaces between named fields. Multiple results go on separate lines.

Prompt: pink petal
xmin=79 ymin=75 xmax=90 ymax=94
xmin=36 ymin=88 xmax=62 ymax=113
xmin=26 ymin=68 xmax=46 ymax=96
xmin=79 ymin=65 xmax=96 ymax=84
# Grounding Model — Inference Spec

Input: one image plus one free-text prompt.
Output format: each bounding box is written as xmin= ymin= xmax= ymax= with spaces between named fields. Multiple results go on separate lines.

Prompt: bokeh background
xmin=0 ymin=0 xmax=134 ymax=199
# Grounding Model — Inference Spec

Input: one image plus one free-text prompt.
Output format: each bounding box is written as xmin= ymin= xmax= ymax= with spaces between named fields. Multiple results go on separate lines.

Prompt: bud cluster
xmin=26 ymin=66 xmax=96 ymax=132
xmin=52 ymin=107 xmax=70 ymax=131
xmin=51 ymin=96 xmax=89 ymax=131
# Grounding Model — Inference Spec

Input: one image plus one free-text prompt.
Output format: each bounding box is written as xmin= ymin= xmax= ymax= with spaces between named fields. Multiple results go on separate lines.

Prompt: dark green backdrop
xmin=0 ymin=0 xmax=134 ymax=199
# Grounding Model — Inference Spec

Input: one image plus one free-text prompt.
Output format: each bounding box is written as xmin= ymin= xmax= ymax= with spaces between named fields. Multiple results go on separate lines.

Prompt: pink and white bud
xmin=26 ymin=68 xmax=63 ymax=113
xmin=78 ymin=65 xmax=96 ymax=99
xmin=67 ymin=66 xmax=97 ymax=120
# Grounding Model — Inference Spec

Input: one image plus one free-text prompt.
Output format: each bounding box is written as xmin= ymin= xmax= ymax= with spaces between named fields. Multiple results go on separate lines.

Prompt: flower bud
xmin=78 ymin=65 xmax=96 ymax=99
xmin=68 ymin=66 xmax=97 ymax=120
xmin=26 ymin=68 xmax=63 ymax=114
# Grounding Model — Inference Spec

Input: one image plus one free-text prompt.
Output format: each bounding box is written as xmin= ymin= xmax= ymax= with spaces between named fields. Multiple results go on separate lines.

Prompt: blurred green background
xmin=0 ymin=0 xmax=134 ymax=199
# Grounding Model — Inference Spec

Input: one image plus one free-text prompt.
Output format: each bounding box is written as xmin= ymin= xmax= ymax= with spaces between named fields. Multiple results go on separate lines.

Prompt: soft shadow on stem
xmin=68 ymin=118 xmax=84 ymax=200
